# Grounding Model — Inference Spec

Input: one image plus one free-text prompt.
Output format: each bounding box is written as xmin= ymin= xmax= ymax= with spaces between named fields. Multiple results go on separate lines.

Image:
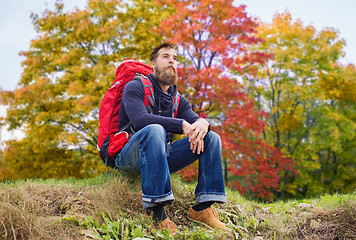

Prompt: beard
xmin=153 ymin=65 xmax=177 ymax=86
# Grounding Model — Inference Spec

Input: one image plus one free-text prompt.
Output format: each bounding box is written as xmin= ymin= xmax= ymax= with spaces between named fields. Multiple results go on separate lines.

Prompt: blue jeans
xmin=115 ymin=124 xmax=226 ymax=208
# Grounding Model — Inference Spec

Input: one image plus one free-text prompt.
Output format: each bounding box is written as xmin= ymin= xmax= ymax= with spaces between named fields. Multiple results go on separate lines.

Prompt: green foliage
xmin=79 ymin=211 xmax=217 ymax=240
xmin=80 ymin=212 xmax=146 ymax=239
xmin=244 ymin=11 xmax=356 ymax=198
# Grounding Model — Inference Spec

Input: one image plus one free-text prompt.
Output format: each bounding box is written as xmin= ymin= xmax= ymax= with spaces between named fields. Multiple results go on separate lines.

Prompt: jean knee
xmin=204 ymin=131 xmax=221 ymax=148
xmin=146 ymin=124 xmax=166 ymax=136
xmin=144 ymin=124 xmax=166 ymax=143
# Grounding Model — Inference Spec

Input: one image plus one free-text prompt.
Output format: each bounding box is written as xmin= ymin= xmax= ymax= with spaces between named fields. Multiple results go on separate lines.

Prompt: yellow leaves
xmin=74 ymin=95 xmax=98 ymax=113
xmin=61 ymin=52 xmax=72 ymax=63
xmin=68 ymin=81 xmax=82 ymax=96
xmin=0 ymin=167 xmax=18 ymax=180
xmin=14 ymin=79 xmax=47 ymax=105
xmin=62 ymin=133 xmax=79 ymax=145
xmin=271 ymin=106 xmax=280 ymax=114
xmin=284 ymin=182 xmax=298 ymax=196
xmin=0 ymin=90 xmax=14 ymax=106
xmin=304 ymin=158 xmax=321 ymax=170
xmin=277 ymin=112 xmax=303 ymax=132
xmin=1 ymin=132 xmax=99 ymax=179
xmin=318 ymin=65 xmax=356 ymax=101
xmin=77 ymin=95 xmax=95 ymax=106
xmin=36 ymin=111 xmax=51 ymax=123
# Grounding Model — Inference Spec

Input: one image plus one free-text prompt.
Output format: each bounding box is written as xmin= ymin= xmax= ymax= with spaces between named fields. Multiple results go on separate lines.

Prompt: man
xmin=115 ymin=43 xmax=227 ymax=234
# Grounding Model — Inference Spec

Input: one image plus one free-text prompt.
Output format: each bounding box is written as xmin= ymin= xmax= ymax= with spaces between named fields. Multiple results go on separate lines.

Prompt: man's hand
xmin=189 ymin=118 xmax=209 ymax=141
xmin=182 ymin=118 xmax=209 ymax=154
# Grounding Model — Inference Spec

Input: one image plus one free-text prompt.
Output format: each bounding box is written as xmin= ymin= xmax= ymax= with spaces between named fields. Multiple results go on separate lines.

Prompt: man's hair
xmin=150 ymin=43 xmax=175 ymax=62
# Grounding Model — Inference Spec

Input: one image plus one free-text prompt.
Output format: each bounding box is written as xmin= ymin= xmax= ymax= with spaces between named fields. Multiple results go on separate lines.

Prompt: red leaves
xmin=177 ymin=162 xmax=199 ymax=181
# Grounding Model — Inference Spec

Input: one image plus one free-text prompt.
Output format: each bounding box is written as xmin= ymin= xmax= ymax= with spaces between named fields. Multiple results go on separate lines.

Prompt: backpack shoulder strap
xmin=132 ymin=74 xmax=155 ymax=113
xmin=173 ymin=92 xmax=180 ymax=118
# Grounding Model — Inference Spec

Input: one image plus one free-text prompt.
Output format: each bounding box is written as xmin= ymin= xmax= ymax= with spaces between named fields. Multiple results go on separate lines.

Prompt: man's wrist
xmin=197 ymin=118 xmax=209 ymax=129
xmin=182 ymin=120 xmax=189 ymax=133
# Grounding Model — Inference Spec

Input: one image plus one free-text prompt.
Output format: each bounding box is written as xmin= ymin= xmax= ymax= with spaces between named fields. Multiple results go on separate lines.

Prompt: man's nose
xmin=168 ymin=56 xmax=176 ymax=64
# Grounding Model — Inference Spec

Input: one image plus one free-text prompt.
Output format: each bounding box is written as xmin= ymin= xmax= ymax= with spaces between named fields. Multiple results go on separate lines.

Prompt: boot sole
xmin=187 ymin=216 xmax=215 ymax=230
xmin=188 ymin=215 xmax=230 ymax=232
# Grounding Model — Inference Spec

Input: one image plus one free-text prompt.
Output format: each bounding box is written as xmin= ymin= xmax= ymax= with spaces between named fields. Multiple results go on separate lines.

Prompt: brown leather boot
xmin=157 ymin=218 xmax=178 ymax=235
xmin=188 ymin=207 xmax=228 ymax=231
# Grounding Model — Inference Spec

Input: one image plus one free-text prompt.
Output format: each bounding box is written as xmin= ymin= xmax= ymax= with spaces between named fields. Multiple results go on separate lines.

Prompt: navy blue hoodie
xmin=118 ymin=73 xmax=200 ymax=135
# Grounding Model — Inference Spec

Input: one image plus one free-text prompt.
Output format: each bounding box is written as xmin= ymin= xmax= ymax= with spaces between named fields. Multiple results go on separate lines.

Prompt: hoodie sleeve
xmin=122 ymin=80 xmax=184 ymax=133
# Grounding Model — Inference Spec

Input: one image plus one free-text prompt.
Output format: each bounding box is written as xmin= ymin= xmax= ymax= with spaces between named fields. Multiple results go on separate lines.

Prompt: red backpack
xmin=97 ymin=59 xmax=180 ymax=168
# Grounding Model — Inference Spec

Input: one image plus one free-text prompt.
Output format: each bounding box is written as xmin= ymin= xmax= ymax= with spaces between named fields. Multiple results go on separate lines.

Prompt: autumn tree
xmin=157 ymin=0 xmax=294 ymax=200
xmin=243 ymin=11 xmax=356 ymax=197
xmin=0 ymin=0 xmax=169 ymax=179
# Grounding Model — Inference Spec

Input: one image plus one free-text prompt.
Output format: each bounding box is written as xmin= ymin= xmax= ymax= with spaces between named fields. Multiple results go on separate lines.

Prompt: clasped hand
xmin=182 ymin=118 xmax=209 ymax=154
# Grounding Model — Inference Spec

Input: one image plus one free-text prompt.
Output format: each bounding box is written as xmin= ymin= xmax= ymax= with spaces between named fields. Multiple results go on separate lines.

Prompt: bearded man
xmin=116 ymin=43 xmax=227 ymax=234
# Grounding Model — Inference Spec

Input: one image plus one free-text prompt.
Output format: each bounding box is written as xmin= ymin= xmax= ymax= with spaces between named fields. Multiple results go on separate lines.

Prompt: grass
xmin=0 ymin=172 xmax=355 ymax=240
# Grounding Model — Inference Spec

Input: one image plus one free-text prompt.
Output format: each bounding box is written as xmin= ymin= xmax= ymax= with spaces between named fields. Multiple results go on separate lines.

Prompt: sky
xmin=0 ymin=0 xmax=356 ymax=142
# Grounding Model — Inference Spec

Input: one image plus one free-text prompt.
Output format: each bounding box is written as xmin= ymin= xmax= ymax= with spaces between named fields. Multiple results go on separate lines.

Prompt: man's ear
xmin=151 ymin=61 xmax=156 ymax=73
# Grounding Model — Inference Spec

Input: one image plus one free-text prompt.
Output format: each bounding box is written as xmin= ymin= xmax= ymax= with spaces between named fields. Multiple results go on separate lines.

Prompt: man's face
xmin=151 ymin=47 xmax=178 ymax=86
